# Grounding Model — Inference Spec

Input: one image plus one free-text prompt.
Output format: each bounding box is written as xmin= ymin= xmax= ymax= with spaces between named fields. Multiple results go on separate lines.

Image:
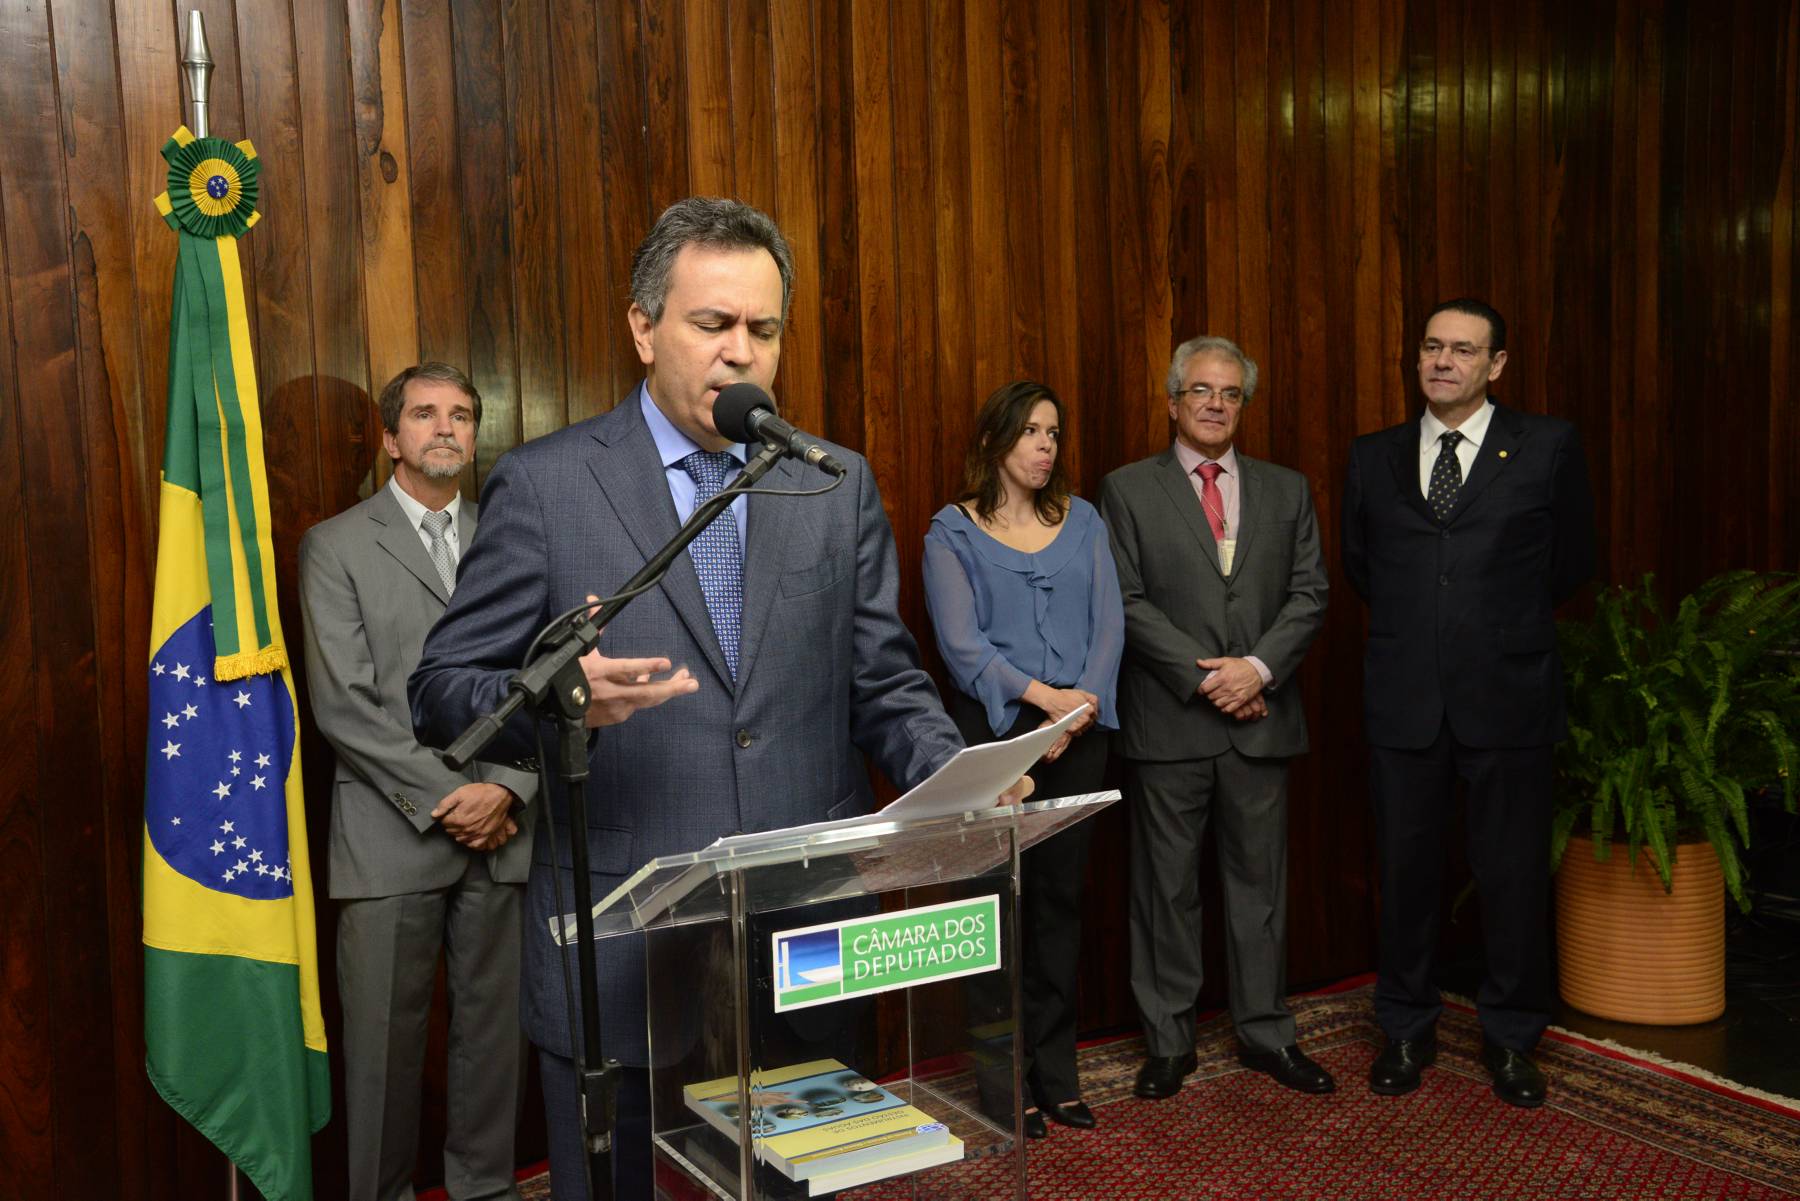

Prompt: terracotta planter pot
xmin=1555 ymin=835 xmax=1726 ymax=1025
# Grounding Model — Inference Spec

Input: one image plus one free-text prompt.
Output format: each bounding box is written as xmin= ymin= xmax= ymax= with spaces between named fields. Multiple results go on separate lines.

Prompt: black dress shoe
xmin=1038 ymin=1099 xmax=1097 ymax=1129
xmin=1023 ymin=1109 xmax=1048 ymax=1139
xmin=1133 ymin=1051 xmax=1198 ymax=1100
xmin=1238 ymin=1045 xmax=1337 ymax=1094
xmin=1368 ymin=1033 xmax=1437 ymax=1096
xmin=1481 ymin=1039 xmax=1547 ymax=1108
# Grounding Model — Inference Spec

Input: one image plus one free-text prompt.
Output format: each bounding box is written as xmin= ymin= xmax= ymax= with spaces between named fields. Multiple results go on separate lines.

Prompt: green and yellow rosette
xmin=156 ymin=126 xmax=261 ymax=237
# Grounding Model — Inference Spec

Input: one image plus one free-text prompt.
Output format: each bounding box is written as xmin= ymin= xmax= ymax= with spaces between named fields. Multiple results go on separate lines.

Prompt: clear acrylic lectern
xmin=572 ymin=791 xmax=1118 ymax=1200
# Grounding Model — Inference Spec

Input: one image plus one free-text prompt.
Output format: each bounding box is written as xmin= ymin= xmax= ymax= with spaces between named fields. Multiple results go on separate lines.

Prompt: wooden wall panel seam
xmin=3 ymin=0 xmax=120 ymax=1191
xmin=48 ymin=1 xmax=165 ymax=1193
xmin=349 ymin=0 xmax=424 ymax=435
xmin=0 ymin=62 xmax=56 ymax=1197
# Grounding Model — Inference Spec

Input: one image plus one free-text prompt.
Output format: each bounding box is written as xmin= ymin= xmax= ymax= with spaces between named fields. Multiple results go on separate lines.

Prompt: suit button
xmin=735 ymin=729 xmax=753 ymax=749
xmin=1441 ymin=531 xmax=1450 ymax=539
xmin=1439 ymin=574 xmax=1450 ymax=586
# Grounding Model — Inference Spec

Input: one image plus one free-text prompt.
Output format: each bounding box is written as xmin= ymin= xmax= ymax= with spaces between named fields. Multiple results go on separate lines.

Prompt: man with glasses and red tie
xmin=1100 ymin=335 xmax=1332 ymax=1103
xmin=1342 ymin=298 xmax=1594 ymax=1107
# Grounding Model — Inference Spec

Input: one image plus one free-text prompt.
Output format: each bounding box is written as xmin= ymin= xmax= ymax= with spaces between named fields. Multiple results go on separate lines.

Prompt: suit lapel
xmin=1443 ymin=402 xmax=1522 ymax=524
xmin=1386 ymin=421 xmax=1438 ymax=525
xmin=1152 ymin=449 xmax=1223 ymax=578
xmin=369 ymin=486 xmax=451 ymax=605
xmin=736 ymin=455 xmax=804 ymax=690
xmin=1232 ymin=455 xmax=1262 ymax=571
xmin=586 ymin=397 xmax=734 ymax=689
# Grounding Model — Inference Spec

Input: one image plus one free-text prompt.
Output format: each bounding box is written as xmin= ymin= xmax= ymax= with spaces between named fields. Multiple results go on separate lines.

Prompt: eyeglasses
xmin=1171 ymin=384 xmax=1244 ymax=405
xmin=1418 ymin=339 xmax=1492 ymax=362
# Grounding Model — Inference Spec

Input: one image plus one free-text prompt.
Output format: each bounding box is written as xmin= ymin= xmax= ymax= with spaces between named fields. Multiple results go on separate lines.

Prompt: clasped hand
xmin=432 ymin=782 xmax=518 ymax=851
xmin=1197 ymin=656 xmax=1267 ymax=721
xmin=1023 ymin=681 xmax=1099 ymax=761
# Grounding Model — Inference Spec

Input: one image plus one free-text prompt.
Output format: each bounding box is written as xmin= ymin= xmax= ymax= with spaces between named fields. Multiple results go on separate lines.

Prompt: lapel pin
xmin=1498 ymin=450 xmax=1509 ymax=459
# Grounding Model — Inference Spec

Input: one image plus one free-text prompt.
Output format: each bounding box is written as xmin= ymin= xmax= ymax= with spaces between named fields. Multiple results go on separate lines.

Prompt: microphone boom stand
xmin=442 ymin=441 xmax=786 ymax=1201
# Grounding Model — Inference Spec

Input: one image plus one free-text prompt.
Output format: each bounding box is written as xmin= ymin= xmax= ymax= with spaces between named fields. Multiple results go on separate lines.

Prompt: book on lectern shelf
xmin=799 ymin=1132 xmax=965 ymax=1194
xmin=682 ymin=1058 xmax=962 ymax=1190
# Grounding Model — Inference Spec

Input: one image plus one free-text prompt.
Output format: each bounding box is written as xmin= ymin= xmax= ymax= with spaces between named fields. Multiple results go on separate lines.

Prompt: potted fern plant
xmin=1551 ymin=570 xmax=1799 ymax=1024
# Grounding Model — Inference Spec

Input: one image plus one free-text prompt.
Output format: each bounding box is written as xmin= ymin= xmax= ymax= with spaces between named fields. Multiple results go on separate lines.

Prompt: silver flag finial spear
xmin=181 ymin=11 xmax=215 ymax=138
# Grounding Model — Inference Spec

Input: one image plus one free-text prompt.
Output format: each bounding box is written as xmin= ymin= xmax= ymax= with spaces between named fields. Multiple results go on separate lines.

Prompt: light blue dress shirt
xmin=922 ymin=496 xmax=1124 ymax=739
xmin=639 ymin=385 xmax=748 ymax=554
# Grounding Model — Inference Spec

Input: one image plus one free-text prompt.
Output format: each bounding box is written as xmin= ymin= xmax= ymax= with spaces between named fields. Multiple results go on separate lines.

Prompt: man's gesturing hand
xmin=579 ymin=652 xmax=698 ymax=726
xmin=578 ymin=593 xmax=699 ymax=727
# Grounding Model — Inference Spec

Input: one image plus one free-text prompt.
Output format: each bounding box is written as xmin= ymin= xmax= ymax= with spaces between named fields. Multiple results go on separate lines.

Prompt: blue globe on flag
xmin=145 ymin=606 xmax=296 ymax=900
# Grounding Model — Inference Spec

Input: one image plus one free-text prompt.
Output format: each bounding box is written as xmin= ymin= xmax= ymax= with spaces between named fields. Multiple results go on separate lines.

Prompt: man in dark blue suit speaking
xmin=410 ymin=198 xmax=968 ymax=1198
xmin=1342 ymin=298 xmax=1594 ymax=1109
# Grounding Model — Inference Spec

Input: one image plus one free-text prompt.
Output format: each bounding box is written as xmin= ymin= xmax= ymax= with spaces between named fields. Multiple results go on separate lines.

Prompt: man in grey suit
xmin=409 ymin=198 xmax=981 ymax=1200
xmin=1099 ymin=336 xmax=1332 ymax=1100
xmin=299 ymin=363 xmax=540 ymax=1201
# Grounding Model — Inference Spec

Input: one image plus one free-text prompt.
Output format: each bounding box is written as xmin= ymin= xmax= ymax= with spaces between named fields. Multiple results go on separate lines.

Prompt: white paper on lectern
xmin=700 ymin=703 xmax=1088 ymax=856
xmin=878 ymin=702 xmax=1089 ymax=821
xmin=554 ymin=706 xmax=1100 ymax=942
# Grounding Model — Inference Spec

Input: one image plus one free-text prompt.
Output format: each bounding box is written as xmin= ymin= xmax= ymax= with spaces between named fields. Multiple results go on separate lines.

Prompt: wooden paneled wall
xmin=1 ymin=0 xmax=1794 ymax=1196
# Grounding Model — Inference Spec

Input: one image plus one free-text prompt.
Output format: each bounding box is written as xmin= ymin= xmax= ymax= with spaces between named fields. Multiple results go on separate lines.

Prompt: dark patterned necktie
xmin=1428 ymin=430 xmax=1465 ymax=522
xmin=680 ymin=450 xmax=744 ymax=680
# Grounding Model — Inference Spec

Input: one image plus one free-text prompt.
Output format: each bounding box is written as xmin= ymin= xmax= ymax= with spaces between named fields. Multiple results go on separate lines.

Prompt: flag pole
xmin=179 ymin=4 xmax=234 ymax=1186
xmin=181 ymin=10 xmax=213 ymax=139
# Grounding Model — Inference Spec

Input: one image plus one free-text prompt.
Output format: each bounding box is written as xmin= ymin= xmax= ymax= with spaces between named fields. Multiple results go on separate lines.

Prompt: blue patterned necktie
xmin=1428 ymin=430 xmax=1464 ymax=522
xmin=680 ymin=450 xmax=744 ymax=680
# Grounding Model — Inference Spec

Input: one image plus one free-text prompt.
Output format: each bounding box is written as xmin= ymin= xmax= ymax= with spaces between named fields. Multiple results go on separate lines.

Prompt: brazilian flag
xmin=142 ymin=127 xmax=329 ymax=1201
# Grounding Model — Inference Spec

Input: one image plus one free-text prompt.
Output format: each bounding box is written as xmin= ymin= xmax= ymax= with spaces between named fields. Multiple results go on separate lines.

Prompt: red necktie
xmin=1196 ymin=461 xmax=1226 ymax=541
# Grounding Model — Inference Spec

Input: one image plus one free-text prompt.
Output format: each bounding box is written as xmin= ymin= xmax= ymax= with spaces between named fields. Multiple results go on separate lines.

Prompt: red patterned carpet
xmin=510 ymin=979 xmax=1800 ymax=1199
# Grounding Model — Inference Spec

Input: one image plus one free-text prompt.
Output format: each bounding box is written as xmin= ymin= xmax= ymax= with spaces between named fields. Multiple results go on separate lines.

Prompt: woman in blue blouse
xmin=923 ymin=380 xmax=1124 ymax=1138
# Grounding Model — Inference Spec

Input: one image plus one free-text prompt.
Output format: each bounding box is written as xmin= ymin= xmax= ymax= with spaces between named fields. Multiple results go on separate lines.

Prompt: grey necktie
xmin=421 ymin=508 xmax=457 ymax=594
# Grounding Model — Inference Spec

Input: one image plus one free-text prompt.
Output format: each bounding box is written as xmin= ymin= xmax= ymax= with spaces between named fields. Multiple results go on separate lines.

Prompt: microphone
xmin=713 ymin=383 xmax=847 ymax=477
